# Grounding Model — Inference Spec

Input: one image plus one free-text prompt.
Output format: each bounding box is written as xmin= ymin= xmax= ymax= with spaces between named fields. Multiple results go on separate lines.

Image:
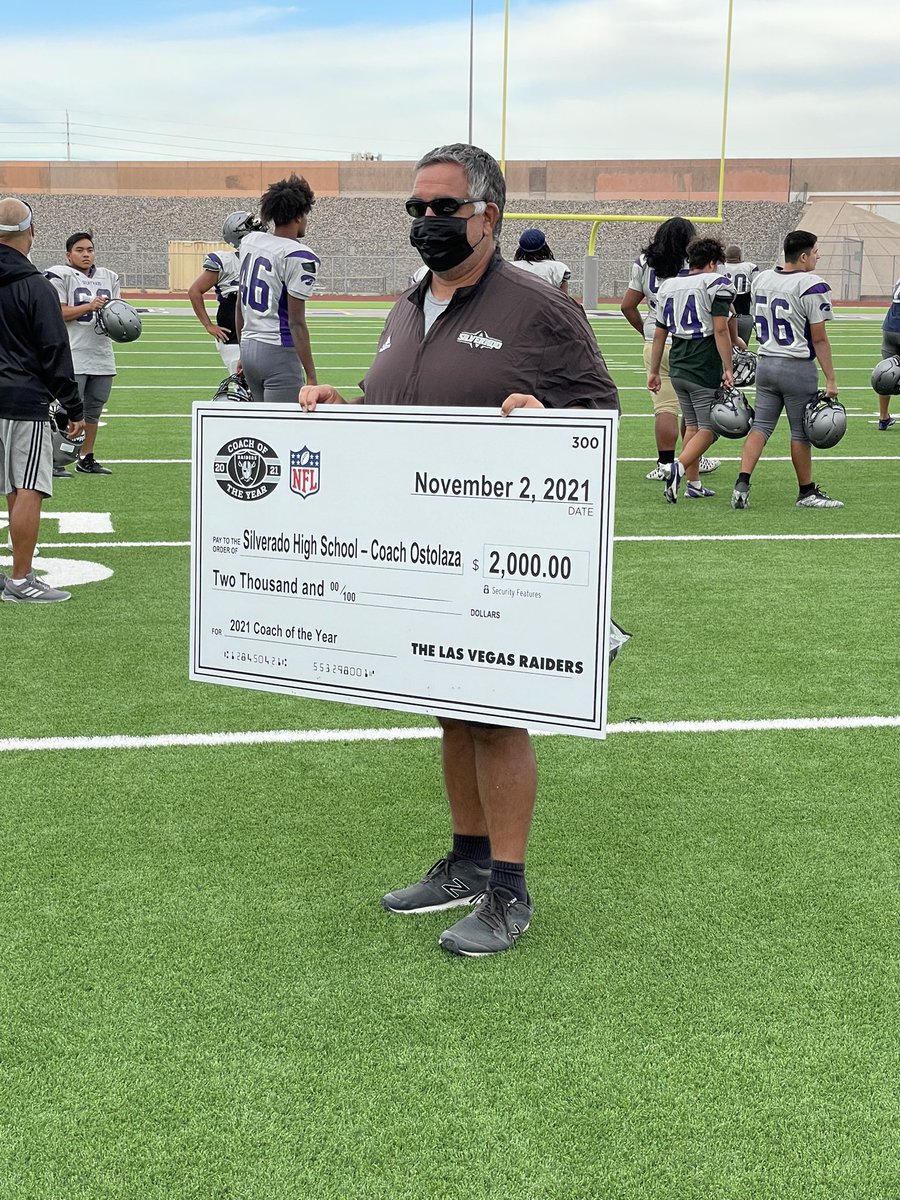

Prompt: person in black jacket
xmin=0 ymin=197 xmax=84 ymax=602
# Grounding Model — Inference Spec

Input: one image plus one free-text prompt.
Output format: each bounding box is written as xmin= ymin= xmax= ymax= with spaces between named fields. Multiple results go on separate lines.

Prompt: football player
xmin=731 ymin=230 xmax=841 ymax=510
xmin=721 ymin=245 xmax=759 ymax=343
xmin=45 ymin=231 xmax=119 ymax=475
xmin=510 ymin=228 xmax=571 ymax=292
xmin=648 ymin=236 xmax=736 ymax=502
xmin=621 ymin=217 xmax=720 ymax=482
xmin=235 ymin=175 xmax=319 ymax=402
xmin=187 ymin=211 xmax=264 ymax=374
xmin=874 ymin=277 xmax=899 ymax=430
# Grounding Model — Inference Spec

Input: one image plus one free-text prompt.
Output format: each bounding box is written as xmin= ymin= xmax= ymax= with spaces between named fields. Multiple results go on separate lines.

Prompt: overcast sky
xmin=1 ymin=0 xmax=896 ymax=162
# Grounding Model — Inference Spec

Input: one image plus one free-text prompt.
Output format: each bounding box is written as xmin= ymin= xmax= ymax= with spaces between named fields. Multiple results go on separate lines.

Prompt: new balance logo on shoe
xmin=442 ymin=876 xmax=475 ymax=898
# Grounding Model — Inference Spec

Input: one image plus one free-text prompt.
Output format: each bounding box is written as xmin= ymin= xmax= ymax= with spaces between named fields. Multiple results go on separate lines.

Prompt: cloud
xmin=2 ymin=0 xmax=897 ymax=162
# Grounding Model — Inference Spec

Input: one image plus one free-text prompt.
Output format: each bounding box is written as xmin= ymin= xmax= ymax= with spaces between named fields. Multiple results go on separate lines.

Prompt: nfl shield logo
xmin=291 ymin=447 xmax=320 ymax=498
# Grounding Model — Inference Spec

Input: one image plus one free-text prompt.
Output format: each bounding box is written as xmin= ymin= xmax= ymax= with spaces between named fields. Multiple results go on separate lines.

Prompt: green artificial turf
xmin=2 ymin=308 xmax=898 ymax=1199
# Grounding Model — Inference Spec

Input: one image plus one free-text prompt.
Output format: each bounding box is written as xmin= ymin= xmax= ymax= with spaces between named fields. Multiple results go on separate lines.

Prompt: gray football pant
xmin=671 ymin=377 xmax=719 ymax=433
xmin=753 ymin=356 xmax=819 ymax=444
xmin=240 ymin=340 xmax=305 ymax=404
xmin=75 ymin=374 xmax=114 ymax=424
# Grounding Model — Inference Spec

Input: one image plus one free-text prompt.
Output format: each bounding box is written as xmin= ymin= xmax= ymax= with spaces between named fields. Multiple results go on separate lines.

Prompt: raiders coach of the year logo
xmin=213 ymin=437 xmax=281 ymax=501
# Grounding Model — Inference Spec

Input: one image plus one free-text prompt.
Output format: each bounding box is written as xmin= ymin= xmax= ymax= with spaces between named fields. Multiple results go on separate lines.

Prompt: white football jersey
xmin=628 ymin=254 xmax=689 ymax=341
xmin=45 ymin=263 xmax=121 ymax=374
xmin=202 ymin=249 xmax=239 ymax=301
xmin=751 ymin=267 xmax=833 ymax=358
xmin=510 ymin=258 xmax=571 ymax=290
xmin=656 ymin=271 xmax=735 ymax=341
xmin=237 ymin=232 xmax=319 ymax=346
xmin=722 ymin=260 xmax=759 ymax=296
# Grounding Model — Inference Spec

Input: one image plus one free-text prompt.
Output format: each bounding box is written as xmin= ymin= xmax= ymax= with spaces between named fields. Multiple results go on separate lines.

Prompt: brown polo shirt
xmin=361 ymin=252 xmax=620 ymax=411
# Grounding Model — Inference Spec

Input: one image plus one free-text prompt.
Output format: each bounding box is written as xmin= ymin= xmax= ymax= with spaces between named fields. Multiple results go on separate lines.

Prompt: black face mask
xmin=410 ymin=216 xmax=479 ymax=273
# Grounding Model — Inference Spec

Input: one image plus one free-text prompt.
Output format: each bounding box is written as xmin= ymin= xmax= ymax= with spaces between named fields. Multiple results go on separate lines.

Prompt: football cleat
xmin=796 ymin=486 xmax=843 ymax=509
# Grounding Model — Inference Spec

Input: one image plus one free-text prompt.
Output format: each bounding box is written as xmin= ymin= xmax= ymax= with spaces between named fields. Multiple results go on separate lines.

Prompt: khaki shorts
xmin=0 ymin=418 xmax=53 ymax=497
xmin=643 ymin=341 xmax=678 ymax=416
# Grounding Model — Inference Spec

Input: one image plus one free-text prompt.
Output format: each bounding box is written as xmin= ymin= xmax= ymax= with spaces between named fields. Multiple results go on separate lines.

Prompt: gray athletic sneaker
xmin=2 ymin=572 xmax=71 ymax=603
xmin=382 ymin=855 xmax=490 ymax=915
xmin=439 ymin=886 xmax=533 ymax=957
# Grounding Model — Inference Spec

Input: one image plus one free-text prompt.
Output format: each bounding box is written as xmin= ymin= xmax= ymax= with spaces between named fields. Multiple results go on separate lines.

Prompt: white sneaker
xmin=699 ymin=457 xmax=721 ymax=474
xmin=645 ymin=462 xmax=667 ymax=481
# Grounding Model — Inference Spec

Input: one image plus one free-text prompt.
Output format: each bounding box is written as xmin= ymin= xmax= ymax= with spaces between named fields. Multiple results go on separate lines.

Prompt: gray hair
xmin=414 ymin=144 xmax=506 ymax=237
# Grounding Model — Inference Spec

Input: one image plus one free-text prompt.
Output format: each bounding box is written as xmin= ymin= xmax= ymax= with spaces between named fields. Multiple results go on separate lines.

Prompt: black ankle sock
xmin=449 ymin=834 xmax=491 ymax=869
xmin=799 ymin=481 xmax=815 ymax=496
xmin=490 ymin=860 xmax=528 ymax=902
xmin=737 ymin=471 xmax=751 ymax=486
xmin=658 ymin=450 xmax=676 ymax=465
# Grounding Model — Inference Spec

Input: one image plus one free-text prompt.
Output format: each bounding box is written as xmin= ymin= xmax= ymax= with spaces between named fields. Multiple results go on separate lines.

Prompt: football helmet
xmin=222 ymin=211 xmax=267 ymax=247
xmin=803 ymin=391 xmax=846 ymax=448
xmin=710 ymin=385 xmax=754 ymax=438
xmin=732 ymin=348 xmax=758 ymax=387
xmin=212 ymin=373 xmax=252 ymax=402
xmin=870 ymin=355 xmax=900 ymax=396
xmin=95 ymin=299 xmax=142 ymax=343
xmin=48 ymin=400 xmax=85 ymax=467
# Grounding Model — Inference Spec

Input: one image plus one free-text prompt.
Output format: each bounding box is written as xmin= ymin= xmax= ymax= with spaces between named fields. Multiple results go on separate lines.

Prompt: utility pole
xmin=467 ymin=0 xmax=474 ymax=144
xmin=66 ymin=110 xmax=71 ymax=161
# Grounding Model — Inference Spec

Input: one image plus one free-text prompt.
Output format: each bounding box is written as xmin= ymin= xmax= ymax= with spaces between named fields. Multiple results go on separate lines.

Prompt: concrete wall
xmin=2 ymin=157 xmax=898 ymax=203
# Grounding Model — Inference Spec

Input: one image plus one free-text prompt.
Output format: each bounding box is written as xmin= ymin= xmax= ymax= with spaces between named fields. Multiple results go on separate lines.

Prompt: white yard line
xmin=2 ymin=712 xmax=898 ymax=754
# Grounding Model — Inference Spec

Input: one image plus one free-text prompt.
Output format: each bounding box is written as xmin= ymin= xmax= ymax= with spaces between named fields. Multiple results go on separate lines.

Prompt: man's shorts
xmin=76 ymin=375 xmax=114 ymax=425
xmin=0 ymin=418 xmax=53 ymax=497
xmin=881 ymin=330 xmax=900 ymax=359
xmin=643 ymin=341 xmax=678 ymax=416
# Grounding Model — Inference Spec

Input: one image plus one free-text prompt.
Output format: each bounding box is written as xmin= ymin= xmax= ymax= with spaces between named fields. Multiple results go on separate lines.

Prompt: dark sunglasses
xmin=404 ymin=196 xmax=486 ymax=219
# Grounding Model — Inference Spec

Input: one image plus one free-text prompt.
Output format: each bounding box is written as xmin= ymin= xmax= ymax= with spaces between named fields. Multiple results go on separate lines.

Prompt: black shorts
xmin=216 ymin=294 xmax=239 ymax=345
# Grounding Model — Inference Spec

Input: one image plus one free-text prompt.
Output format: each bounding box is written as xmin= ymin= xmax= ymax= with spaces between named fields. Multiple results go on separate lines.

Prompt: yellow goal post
xmin=497 ymin=0 xmax=735 ymax=307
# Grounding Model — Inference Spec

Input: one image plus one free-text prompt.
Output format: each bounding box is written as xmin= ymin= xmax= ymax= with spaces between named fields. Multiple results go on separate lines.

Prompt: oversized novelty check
xmin=190 ymin=404 xmax=618 ymax=738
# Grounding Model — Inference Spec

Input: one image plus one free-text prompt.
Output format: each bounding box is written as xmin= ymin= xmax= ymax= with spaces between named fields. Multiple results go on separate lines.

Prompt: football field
xmin=2 ymin=304 xmax=897 ymax=1200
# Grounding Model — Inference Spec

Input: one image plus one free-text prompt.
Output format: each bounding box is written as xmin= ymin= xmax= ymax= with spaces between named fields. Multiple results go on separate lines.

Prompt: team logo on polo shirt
xmin=457 ymin=329 xmax=503 ymax=351
xmin=213 ymin=438 xmax=281 ymax=501
xmin=290 ymin=447 xmax=320 ymax=498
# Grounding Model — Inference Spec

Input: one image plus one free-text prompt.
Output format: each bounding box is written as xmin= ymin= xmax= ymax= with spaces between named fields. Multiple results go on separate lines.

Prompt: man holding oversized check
xmin=298 ymin=144 xmax=619 ymax=957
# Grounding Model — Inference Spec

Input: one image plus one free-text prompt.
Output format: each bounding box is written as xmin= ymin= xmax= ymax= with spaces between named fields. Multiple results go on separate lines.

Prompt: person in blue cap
xmin=511 ymin=228 xmax=570 ymax=293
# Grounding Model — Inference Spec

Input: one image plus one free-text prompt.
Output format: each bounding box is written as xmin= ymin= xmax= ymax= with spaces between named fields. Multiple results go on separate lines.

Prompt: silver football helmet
xmin=48 ymin=400 xmax=85 ymax=467
xmin=95 ymin=299 xmax=142 ymax=343
xmin=803 ymin=391 xmax=846 ymax=449
xmin=870 ymin=355 xmax=900 ymax=396
xmin=732 ymin=348 xmax=758 ymax=387
xmin=222 ymin=211 xmax=267 ymax=247
xmin=710 ymin=385 xmax=754 ymax=439
xmin=212 ymin=373 xmax=252 ymax=402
